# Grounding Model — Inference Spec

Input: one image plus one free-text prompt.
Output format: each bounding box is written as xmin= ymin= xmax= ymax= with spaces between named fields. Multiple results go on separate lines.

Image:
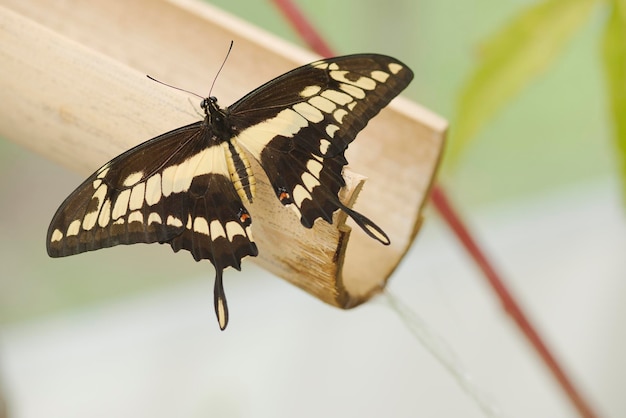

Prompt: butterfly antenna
xmin=146 ymin=75 xmax=204 ymax=101
xmin=208 ymin=40 xmax=234 ymax=97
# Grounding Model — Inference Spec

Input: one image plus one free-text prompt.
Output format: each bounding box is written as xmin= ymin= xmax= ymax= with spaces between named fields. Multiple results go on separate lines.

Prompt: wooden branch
xmin=0 ymin=1 xmax=446 ymax=309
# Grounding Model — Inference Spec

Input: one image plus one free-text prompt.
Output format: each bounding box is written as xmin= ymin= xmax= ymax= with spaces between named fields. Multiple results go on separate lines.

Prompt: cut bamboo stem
xmin=0 ymin=1 xmax=445 ymax=309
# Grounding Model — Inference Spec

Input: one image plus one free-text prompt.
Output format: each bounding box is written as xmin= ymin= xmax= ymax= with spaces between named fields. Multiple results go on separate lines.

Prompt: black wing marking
xmin=47 ymin=123 xmax=258 ymax=330
xmin=230 ymin=54 xmax=413 ymax=244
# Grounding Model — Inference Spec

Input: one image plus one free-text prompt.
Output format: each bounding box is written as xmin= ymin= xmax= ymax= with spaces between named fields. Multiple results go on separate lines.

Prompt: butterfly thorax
xmin=201 ymin=96 xmax=230 ymax=139
xmin=201 ymin=96 xmax=256 ymax=205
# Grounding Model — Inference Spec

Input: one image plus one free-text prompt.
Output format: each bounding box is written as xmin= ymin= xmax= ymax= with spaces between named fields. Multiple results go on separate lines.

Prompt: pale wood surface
xmin=0 ymin=1 xmax=446 ymax=309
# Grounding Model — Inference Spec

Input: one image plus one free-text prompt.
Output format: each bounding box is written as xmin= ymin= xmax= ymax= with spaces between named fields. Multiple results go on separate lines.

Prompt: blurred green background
xmin=0 ymin=0 xmax=617 ymax=324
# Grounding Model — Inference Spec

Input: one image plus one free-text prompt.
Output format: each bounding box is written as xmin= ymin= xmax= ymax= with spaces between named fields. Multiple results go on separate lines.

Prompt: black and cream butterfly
xmin=47 ymin=54 xmax=413 ymax=330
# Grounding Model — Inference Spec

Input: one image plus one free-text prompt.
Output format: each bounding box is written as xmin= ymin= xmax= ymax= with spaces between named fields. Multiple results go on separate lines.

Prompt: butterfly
xmin=47 ymin=54 xmax=414 ymax=329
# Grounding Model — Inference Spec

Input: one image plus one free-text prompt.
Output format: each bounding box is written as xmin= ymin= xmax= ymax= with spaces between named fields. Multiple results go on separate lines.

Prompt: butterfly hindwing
xmin=167 ymin=172 xmax=257 ymax=269
xmin=230 ymin=55 xmax=413 ymax=242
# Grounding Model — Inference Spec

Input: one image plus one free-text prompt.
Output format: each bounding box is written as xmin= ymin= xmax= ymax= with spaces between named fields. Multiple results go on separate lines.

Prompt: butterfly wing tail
xmin=341 ymin=205 xmax=390 ymax=245
xmin=213 ymin=267 xmax=229 ymax=330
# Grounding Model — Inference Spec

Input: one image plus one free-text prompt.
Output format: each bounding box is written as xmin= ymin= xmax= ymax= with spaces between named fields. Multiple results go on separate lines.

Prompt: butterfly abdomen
xmin=224 ymin=138 xmax=256 ymax=204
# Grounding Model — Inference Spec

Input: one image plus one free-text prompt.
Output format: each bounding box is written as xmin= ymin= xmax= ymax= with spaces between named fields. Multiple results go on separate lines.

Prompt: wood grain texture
xmin=0 ymin=1 xmax=446 ymax=309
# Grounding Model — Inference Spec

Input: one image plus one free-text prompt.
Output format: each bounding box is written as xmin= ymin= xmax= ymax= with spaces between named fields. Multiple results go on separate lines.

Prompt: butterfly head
xmin=200 ymin=96 xmax=227 ymax=124
xmin=200 ymin=96 xmax=219 ymax=113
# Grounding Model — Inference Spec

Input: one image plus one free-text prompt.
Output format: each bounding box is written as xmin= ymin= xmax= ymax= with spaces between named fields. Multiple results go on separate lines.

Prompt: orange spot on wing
xmin=279 ymin=191 xmax=290 ymax=202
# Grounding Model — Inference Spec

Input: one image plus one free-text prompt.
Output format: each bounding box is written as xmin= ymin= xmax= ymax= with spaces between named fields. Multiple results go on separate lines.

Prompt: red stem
xmin=272 ymin=0 xmax=335 ymax=58
xmin=271 ymin=1 xmax=599 ymax=417
xmin=429 ymin=187 xmax=598 ymax=418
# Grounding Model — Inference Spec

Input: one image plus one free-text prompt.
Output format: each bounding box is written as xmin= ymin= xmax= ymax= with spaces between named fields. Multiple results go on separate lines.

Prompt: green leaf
xmin=603 ymin=0 xmax=626 ymax=196
xmin=449 ymin=0 xmax=598 ymax=162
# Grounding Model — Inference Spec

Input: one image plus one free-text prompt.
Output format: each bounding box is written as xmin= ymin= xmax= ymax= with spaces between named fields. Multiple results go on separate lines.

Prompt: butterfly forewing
xmin=230 ymin=55 xmax=413 ymax=235
xmin=47 ymin=123 xmax=258 ymax=271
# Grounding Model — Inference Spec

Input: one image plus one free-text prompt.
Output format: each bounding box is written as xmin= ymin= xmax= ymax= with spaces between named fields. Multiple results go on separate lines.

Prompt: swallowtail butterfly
xmin=47 ymin=54 xmax=414 ymax=329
